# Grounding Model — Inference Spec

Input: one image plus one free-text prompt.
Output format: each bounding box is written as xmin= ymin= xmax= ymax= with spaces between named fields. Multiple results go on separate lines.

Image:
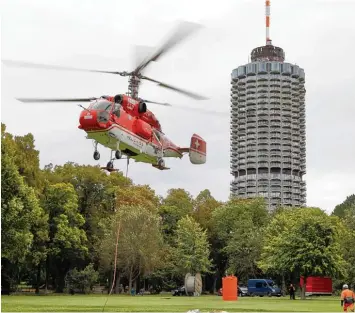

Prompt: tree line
xmin=1 ymin=123 xmax=355 ymax=299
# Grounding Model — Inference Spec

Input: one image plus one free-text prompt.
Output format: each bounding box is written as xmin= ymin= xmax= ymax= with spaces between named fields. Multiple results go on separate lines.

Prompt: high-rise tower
xmin=230 ymin=0 xmax=306 ymax=209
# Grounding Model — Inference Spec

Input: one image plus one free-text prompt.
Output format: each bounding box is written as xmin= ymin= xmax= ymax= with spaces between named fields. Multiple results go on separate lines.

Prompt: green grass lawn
xmin=1 ymin=294 xmax=343 ymax=312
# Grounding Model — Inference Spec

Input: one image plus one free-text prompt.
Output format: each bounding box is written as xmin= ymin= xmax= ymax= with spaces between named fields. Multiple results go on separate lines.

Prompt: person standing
xmin=341 ymin=284 xmax=355 ymax=312
xmin=289 ymin=283 xmax=295 ymax=300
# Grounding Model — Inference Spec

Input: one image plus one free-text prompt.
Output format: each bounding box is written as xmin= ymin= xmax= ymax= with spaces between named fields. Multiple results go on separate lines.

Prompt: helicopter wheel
xmin=107 ymin=161 xmax=114 ymax=169
xmin=115 ymin=150 xmax=122 ymax=159
xmin=93 ymin=151 xmax=100 ymax=160
xmin=157 ymin=158 xmax=165 ymax=168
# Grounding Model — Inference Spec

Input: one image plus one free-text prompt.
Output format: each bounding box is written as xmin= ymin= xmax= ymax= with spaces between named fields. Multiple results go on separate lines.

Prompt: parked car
xmin=217 ymin=286 xmax=249 ymax=297
xmin=238 ymin=285 xmax=249 ymax=296
xmin=247 ymin=279 xmax=282 ymax=297
xmin=171 ymin=286 xmax=186 ymax=296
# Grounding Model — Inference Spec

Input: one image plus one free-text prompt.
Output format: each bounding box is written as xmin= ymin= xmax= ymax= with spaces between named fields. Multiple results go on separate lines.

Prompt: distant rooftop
xmin=250 ymin=43 xmax=285 ymax=62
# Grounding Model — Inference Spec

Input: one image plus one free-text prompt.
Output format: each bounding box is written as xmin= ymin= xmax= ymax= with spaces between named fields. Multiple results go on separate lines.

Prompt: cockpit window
xmin=90 ymin=99 xmax=112 ymax=111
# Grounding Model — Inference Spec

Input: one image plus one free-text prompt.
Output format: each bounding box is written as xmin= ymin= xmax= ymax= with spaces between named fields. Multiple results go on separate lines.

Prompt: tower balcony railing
xmin=282 ymin=139 xmax=292 ymax=145
xmin=257 ymin=114 xmax=269 ymax=120
xmin=247 ymin=117 xmax=257 ymax=122
xmin=258 ymin=104 xmax=270 ymax=110
xmin=246 ymin=76 xmax=257 ymax=83
xmin=269 ymin=109 xmax=281 ymax=114
xmin=258 ymin=161 xmax=269 ymax=167
xmin=246 ymin=123 xmax=257 ymax=129
xmin=246 ymin=89 xmax=256 ymax=95
xmin=244 ymin=173 xmax=256 ymax=180
xmin=258 ymin=138 xmax=270 ymax=144
xmin=246 ymin=94 xmax=256 ymax=100
xmin=258 ymin=155 xmax=269 ymax=161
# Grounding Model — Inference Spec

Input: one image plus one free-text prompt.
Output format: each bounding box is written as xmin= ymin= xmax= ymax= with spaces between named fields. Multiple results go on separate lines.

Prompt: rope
xmin=125 ymin=158 xmax=130 ymax=178
xmin=102 ymin=220 xmax=121 ymax=312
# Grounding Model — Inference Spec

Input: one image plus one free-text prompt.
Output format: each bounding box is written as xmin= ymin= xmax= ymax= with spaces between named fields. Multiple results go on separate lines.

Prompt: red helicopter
xmin=3 ymin=21 xmax=209 ymax=172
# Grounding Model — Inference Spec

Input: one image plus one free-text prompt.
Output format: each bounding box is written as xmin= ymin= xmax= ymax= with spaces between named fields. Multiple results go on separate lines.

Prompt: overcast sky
xmin=1 ymin=0 xmax=355 ymax=213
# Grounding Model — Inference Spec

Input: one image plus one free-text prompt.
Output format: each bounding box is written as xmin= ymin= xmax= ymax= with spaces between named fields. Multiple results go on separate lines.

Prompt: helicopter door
xmin=111 ymin=103 xmax=121 ymax=124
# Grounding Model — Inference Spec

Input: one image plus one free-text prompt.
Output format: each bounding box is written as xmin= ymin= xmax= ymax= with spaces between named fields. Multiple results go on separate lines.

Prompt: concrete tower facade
xmin=229 ymin=2 xmax=306 ymax=210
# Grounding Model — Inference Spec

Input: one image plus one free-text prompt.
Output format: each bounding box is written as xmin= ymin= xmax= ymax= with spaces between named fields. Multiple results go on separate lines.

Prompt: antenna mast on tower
xmin=266 ymin=0 xmax=272 ymax=45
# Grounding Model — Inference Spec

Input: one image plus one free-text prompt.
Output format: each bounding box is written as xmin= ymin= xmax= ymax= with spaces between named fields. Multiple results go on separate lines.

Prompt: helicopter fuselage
xmin=78 ymin=96 xmax=184 ymax=167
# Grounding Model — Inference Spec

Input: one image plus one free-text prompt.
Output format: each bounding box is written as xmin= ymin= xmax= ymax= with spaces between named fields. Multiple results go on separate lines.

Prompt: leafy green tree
xmin=259 ymin=207 xmax=346 ymax=299
xmin=339 ymin=206 xmax=355 ymax=287
xmin=332 ymin=194 xmax=355 ymax=218
xmin=43 ymin=183 xmax=88 ymax=292
xmin=173 ymin=215 xmax=212 ymax=275
xmin=65 ymin=263 xmax=99 ymax=294
xmin=42 ymin=162 xmax=131 ymax=266
xmin=193 ymin=189 xmax=221 ymax=232
xmin=159 ymin=188 xmax=194 ymax=241
xmin=211 ymin=198 xmax=268 ymax=283
xmin=116 ymin=184 xmax=160 ymax=212
xmin=1 ymin=124 xmax=48 ymax=292
xmin=99 ymin=205 xmax=164 ymax=290
xmin=1 ymin=123 xmax=43 ymax=191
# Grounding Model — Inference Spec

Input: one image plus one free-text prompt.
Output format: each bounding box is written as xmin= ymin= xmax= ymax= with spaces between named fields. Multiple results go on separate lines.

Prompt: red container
xmin=300 ymin=276 xmax=332 ymax=296
xmin=222 ymin=275 xmax=238 ymax=301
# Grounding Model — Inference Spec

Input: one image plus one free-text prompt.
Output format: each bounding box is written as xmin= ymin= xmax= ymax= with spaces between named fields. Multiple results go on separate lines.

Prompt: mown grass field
xmin=1 ymin=294 xmax=343 ymax=312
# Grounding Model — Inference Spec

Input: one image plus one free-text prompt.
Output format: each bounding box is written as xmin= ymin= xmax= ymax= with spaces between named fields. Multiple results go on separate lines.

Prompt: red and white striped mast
xmin=265 ymin=0 xmax=272 ymax=45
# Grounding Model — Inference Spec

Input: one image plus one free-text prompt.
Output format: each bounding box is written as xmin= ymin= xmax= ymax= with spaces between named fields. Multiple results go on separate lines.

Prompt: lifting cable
xmin=102 ymin=220 xmax=121 ymax=312
xmin=125 ymin=157 xmax=130 ymax=178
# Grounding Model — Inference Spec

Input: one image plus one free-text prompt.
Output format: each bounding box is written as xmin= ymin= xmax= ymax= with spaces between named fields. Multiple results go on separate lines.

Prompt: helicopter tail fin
xmin=188 ymin=133 xmax=206 ymax=164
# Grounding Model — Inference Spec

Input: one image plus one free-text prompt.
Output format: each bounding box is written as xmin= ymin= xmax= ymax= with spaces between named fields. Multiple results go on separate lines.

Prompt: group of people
xmin=287 ymin=283 xmax=354 ymax=312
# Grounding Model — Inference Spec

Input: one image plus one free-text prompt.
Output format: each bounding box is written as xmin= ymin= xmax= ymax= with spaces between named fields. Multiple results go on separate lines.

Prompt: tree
xmin=42 ymin=183 xmax=88 ymax=292
xmin=339 ymin=206 xmax=355 ymax=288
xmin=43 ymin=162 xmax=131 ymax=266
xmin=259 ymin=207 xmax=346 ymax=299
xmin=1 ymin=124 xmax=49 ymax=292
xmin=159 ymin=188 xmax=194 ymax=241
xmin=173 ymin=216 xmax=212 ymax=275
xmin=332 ymin=194 xmax=355 ymax=218
xmin=1 ymin=123 xmax=43 ymax=191
xmin=99 ymin=205 xmax=164 ymax=291
xmin=116 ymin=184 xmax=160 ymax=212
xmin=211 ymin=198 xmax=268 ymax=283
xmin=192 ymin=189 xmax=221 ymax=232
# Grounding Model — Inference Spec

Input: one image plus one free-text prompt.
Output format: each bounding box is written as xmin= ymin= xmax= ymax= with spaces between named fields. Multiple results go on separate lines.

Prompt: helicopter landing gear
xmin=115 ymin=150 xmax=122 ymax=159
xmin=157 ymin=157 xmax=165 ymax=168
xmin=93 ymin=151 xmax=100 ymax=160
xmin=93 ymin=141 xmax=100 ymax=160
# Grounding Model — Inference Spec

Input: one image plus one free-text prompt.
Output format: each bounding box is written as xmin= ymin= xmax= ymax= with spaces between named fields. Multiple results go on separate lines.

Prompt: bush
xmin=65 ymin=263 xmax=99 ymax=294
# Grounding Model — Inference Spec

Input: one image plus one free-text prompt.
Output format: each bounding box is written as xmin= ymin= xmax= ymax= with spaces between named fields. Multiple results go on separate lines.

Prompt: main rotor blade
xmin=142 ymin=99 xmax=172 ymax=106
xmin=142 ymin=99 xmax=228 ymax=117
xmin=134 ymin=21 xmax=202 ymax=73
xmin=2 ymin=59 xmax=129 ymax=76
xmin=16 ymin=97 xmax=98 ymax=103
xmin=142 ymin=76 xmax=208 ymax=100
